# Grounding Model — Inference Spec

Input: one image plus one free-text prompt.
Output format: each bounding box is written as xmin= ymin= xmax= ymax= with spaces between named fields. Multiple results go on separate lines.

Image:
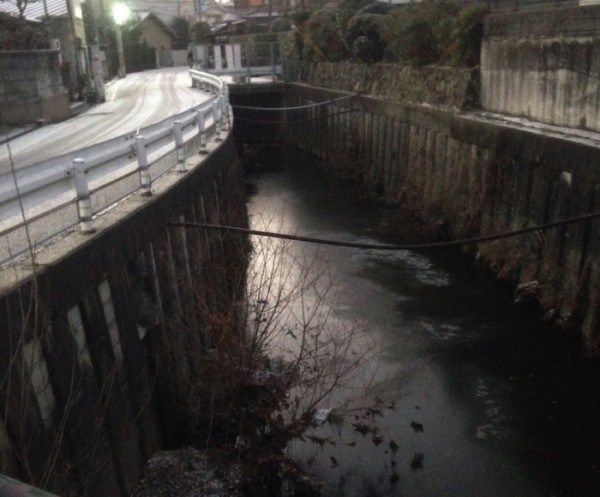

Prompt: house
xmin=134 ymin=11 xmax=175 ymax=67
xmin=128 ymin=0 xmax=197 ymax=24
xmin=200 ymin=1 xmax=237 ymax=25
xmin=242 ymin=7 xmax=284 ymax=31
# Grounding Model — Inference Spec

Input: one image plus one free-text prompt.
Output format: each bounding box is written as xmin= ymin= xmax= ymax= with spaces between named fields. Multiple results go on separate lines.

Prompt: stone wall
xmin=0 ymin=51 xmax=70 ymax=126
xmin=283 ymin=83 xmax=600 ymax=354
xmin=0 ymin=135 xmax=247 ymax=496
xmin=304 ymin=62 xmax=479 ymax=111
xmin=481 ymin=4 xmax=600 ymax=130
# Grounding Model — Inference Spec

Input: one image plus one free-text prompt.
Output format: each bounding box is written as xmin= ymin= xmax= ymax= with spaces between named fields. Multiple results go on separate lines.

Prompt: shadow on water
xmin=244 ymin=146 xmax=600 ymax=497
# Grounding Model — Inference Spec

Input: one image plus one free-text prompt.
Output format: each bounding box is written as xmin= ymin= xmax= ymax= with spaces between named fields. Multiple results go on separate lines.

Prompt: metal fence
xmin=486 ymin=0 xmax=578 ymax=11
xmin=192 ymin=42 xmax=283 ymax=79
xmin=0 ymin=71 xmax=228 ymax=267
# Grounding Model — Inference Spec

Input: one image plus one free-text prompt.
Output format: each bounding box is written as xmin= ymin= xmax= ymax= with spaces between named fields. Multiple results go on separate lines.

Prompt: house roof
xmin=244 ymin=10 xmax=283 ymax=19
xmin=210 ymin=18 xmax=244 ymax=35
xmin=0 ymin=0 xmax=68 ymax=21
xmin=134 ymin=10 xmax=174 ymax=37
xmin=129 ymin=0 xmax=197 ymax=24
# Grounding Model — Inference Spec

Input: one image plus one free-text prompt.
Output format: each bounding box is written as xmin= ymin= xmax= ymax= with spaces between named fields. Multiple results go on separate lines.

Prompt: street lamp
xmin=112 ymin=2 xmax=130 ymax=78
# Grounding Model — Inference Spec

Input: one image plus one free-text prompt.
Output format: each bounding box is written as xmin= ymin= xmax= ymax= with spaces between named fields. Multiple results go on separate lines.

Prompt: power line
xmin=170 ymin=211 xmax=600 ymax=251
xmin=230 ymin=94 xmax=357 ymax=112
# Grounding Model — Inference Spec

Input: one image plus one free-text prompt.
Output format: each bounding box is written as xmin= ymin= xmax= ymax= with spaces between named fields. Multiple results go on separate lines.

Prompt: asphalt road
xmin=0 ymin=66 xmax=213 ymax=266
xmin=0 ymin=67 xmax=212 ymax=172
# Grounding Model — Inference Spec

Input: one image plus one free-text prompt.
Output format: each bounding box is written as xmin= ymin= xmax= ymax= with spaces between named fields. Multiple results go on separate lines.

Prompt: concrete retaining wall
xmin=282 ymin=83 xmax=600 ymax=354
xmin=0 ymin=51 xmax=71 ymax=126
xmin=481 ymin=4 xmax=600 ymax=131
xmin=304 ymin=62 xmax=479 ymax=110
xmin=0 ymin=135 xmax=247 ymax=495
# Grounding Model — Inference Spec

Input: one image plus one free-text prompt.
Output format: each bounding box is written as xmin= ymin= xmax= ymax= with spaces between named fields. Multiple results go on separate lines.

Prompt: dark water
xmin=245 ymin=149 xmax=600 ymax=497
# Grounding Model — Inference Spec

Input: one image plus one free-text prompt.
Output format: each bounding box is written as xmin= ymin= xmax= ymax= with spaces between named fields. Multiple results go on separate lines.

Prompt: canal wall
xmin=280 ymin=83 xmax=600 ymax=354
xmin=0 ymin=135 xmax=248 ymax=496
xmin=304 ymin=4 xmax=600 ymax=134
xmin=481 ymin=4 xmax=600 ymax=131
xmin=304 ymin=63 xmax=479 ymax=111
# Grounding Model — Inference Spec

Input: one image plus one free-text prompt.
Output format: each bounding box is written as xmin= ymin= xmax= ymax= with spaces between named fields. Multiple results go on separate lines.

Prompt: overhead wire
xmin=170 ymin=211 xmax=600 ymax=251
xmin=230 ymin=93 xmax=357 ymax=112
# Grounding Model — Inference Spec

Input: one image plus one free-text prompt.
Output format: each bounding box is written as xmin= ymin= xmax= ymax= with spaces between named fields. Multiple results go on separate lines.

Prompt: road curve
xmin=0 ymin=67 xmax=213 ymax=172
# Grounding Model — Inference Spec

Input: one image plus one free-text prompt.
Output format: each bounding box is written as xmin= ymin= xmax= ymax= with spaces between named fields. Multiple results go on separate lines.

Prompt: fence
xmin=486 ymin=0 xmax=578 ymax=10
xmin=0 ymin=70 xmax=228 ymax=267
xmin=192 ymin=42 xmax=283 ymax=79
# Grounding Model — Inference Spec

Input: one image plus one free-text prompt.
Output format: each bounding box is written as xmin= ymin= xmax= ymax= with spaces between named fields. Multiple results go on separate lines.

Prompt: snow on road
xmin=0 ymin=67 xmax=212 ymax=172
xmin=0 ymin=67 xmax=216 ymax=266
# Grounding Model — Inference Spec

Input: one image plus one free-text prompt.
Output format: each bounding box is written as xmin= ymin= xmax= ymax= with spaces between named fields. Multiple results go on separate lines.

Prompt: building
xmin=0 ymin=0 xmax=90 ymax=100
xmin=233 ymin=0 xmax=285 ymax=10
xmin=135 ymin=11 xmax=175 ymax=67
xmin=128 ymin=0 xmax=197 ymax=23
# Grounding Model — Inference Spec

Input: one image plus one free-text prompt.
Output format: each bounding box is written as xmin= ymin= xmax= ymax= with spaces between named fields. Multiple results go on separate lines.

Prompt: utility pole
xmin=42 ymin=0 xmax=53 ymax=47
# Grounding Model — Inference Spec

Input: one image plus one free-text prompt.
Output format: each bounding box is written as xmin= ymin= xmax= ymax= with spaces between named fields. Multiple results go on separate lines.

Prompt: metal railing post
xmin=212 ymin=102 xmax=222 ymax=141
xmin=135 ymin=135 xmax=152 ymax=195
xmin=220 ymin=94 xmax=229 ymax=130
xmin=173 ymin=120 xmax=186 ymax=172
xmin=71 ymin=158 xmax=95 ymax=233
xmin=195 ymin=110 xmax=208 ymax=154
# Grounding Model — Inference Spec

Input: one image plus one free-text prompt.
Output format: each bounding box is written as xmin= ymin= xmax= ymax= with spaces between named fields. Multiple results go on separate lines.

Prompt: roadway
xmin=0 ymin=66 xmax=215 ymax=266
xmin=0 ymin=67 xmax=212 ymax=172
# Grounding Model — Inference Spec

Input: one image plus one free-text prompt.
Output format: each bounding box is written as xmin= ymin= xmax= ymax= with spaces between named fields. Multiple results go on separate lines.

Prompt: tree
xmin=346 ymin=13 xmax=385 ymax=63
xmin=298 ymin=5 xmax=348 ymax=62
xmin=446 ymin=3 xmax=489 ymax=67
xmin=170 ymin=16 xmax=190 ymax=50
xmin=0 ymin=0 xmax=47 ymax=49
xmin=381 ymin=0 xmax=465 ymax=66
xmin=0 ymin=12 xmax=45 ymax=49
xmin=191 ymin=21 xmax=210 ymax=44
xmin=0 ymin=0 xmax=39 ymax=19
xmin=174 ymin=218 xmax=382 ymax=489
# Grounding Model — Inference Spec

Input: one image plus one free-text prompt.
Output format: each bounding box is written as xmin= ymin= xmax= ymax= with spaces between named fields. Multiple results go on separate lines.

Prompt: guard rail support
xmin=195 ymin=110 xmax=208 ymax=154
xmin=71 ymin=158 xmax=95 ymax=234
xmin=135 ymin=135 xmax=152 ymax=196
xmin=221 ymin=94 xmax=230 ymax=129
xmin=212 ymin=102 xmax=221 ymax=141
xmin=173 ymin=121 xmax=186 ymax=173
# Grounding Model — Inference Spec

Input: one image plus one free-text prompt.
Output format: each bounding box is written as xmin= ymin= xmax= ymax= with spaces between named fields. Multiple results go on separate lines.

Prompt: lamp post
xmin=112 ymin=2 xmax=130 ymax=78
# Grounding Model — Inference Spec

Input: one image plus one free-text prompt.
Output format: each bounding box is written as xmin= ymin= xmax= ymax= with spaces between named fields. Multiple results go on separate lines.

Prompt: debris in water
xmin=411 ymin=452 xmax=424 ymax=470
xmin=312 ymin=408 xmax=332 ymax=425
xmin=410 ymin=420 xmax=424 ymax=433
xmin=330 ymin=456 xmax=338 ymax=468
xmin=390 ymin=472 xmax=399 ymax=485
xmin=388 ymin=440 xmax=399 ymax=453
xmin=352 ymin=422 xmax=371 ymax=435
xmin=372 ymin=434 xmax=384 ymax=446
xmin=307 ymin=434 xmax=333 ymax=447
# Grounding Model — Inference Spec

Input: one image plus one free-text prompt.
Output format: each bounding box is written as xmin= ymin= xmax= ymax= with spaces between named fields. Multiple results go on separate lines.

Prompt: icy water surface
xmin=245 ymin=149 xmax=600 ymax=497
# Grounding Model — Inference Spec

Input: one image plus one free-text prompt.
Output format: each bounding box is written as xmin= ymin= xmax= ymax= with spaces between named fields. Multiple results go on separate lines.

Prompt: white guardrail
xmin=0 ymin=70 xmax=228 ymax=267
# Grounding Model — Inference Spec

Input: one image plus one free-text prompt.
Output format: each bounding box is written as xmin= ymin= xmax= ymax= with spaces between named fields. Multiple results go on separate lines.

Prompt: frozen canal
xmin=246 ymin=148 xmax=600 ymax=497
